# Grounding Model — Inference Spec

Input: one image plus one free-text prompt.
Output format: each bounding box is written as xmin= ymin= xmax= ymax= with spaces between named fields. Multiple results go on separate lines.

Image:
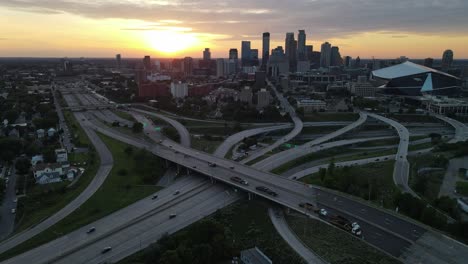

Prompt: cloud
xmin=1 ymin=0 xmax=467 ymax=42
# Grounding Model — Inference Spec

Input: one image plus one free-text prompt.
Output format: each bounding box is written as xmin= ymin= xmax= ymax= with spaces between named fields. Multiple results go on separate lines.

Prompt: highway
xmin=0 ymin=166 xmax=17 ymax=241
xmin=433 ymin=114 xmax=468 ymax=143
xmin=2 ymin=177 xmax=237 ymax=264
xmin=131 ymin=108 xmax=191 ymax=147
xmin=366 ymin=113 xmax=414 ymax=195
xmin=242 ymin=80 xmax=304 ymax=163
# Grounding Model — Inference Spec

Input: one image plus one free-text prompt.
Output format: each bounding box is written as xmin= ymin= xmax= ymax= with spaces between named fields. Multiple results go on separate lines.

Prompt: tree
xmin=132 ymin=122 xmax=143 ymax=133
xmin=15 ymin=158 xmax=31 ymax=175
xmin=124 ymin=146 xmax=133 ymax=155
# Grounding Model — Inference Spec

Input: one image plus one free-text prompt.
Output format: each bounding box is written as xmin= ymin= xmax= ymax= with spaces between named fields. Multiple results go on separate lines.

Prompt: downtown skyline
xmin=0 ymin=0 xmax=468 ymax=58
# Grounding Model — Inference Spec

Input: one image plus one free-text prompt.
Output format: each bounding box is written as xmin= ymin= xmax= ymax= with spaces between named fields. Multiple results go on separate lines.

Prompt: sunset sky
xmin=1 ymin=0 xmax=467 ymax=59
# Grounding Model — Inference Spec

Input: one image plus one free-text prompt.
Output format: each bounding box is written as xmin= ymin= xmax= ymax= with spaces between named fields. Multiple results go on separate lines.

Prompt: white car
xmin=319 ymin=209 xmax=328 ymax=216
xmin=11 ymin=209 xmax=16 ymax=214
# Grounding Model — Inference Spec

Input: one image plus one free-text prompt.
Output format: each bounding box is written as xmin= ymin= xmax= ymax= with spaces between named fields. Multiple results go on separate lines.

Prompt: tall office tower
xmin=305 ymin=45 xmax=313 ymax=61
xmin=330 ymin=46 xmax=342 ymax=66
xmin=116 ymin=54 xmax=121 ymax=69
xmin=268 ymin=46 xmax=288 ymax=77
xmin=297 ymin=30 xmax=306 ymax=61
xmin=285 ymin=32 xmax=297 ymax=72
xmin=424 ymin=58 xmax=434 ymax=68
xmin=241 ymin=41 xmax=252 ymax=67
xmin=441 ymin=49 xmax=454 ymax=71
xmin=355 ymin=56 xmax=361 ymax=68
xmin=320 ymin=42 xmax=332 ymax=67
xmin=262 ymin=32 xmax=270 ymax=69
xmin=257 ymin=88 xmax=270 ymax=109
xmin=203 ymin=48 xmax=211 ymax=61
xmin=229 ymin=48 xmax=239 ymax=73
xmin=216 ymin=58 xmax=225 ymax=77
xmin=251 ymin=49 xmax=259 ymax=66
xmin=143 ymin=55 xmax=151 ymax=71
xmin=229 ymin=48 xmax=238 ymax=60
xmin=344 ymin=56 xmax=352 ymax=68
xmin=182 ymin=57 xmax=193 ymax=76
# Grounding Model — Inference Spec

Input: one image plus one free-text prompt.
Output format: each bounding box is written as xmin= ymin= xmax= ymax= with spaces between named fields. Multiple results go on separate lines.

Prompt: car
xmin=208 ymin=163 xmax=216 ymax=167
xmin=86 ymin=227 xmax=96 ymax=234
xmin=319 ymin=209 xmax=328 ymax=216
xmin=192 ymin=166 xmax=197 ymax=169
xmin=11 ymin=209 xmax=16 ymax=214
xmin=101 ymin=247 xmax=112 ymax=254
xmin=174 ymin=151 xmax=179 ymax=154
xmin=169 ymin=214 xmax=177 ymax=219
xmin=169 ymin=145 xmax=173 ymax=148
xmin=13 ymin=198 xmax=17 ymax=203
xmin=229 ymin=166 xmax=235 ymax=169
xmin=375 ymin=159 xmax=380 ymax=161
xmin=151 ymin=194 xmax=158 ymax=200
xmin=173 ymin=190 xmax=180 ymax=195
xmin=159 ymin=140 xmax=163 ymax=143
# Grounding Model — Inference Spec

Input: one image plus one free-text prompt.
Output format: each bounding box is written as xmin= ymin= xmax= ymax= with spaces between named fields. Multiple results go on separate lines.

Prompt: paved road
xmin=52 ymin=87 xmax=74 ymax=152
xmin=433 ymin=114 xmax=468 ymax=143
xmin=131 ymin=108 xmax=191 ymax=147
xmin=0 ymin=104 xmax=114 ymax=254
xmin=0 ymin=166 xmax=17 ymax=241
xmin=242 ymin=80 xmax=304 ymax=163
xmin=366 ymin=113 xmax=414 ymax=195
xmin=269 ymin=208 xmax=327 ymax=264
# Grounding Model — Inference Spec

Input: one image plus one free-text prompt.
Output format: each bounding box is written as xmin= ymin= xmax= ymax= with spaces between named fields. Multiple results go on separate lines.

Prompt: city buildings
xmin=115 ymin=54 xmax=121 ymax=69
xmin=183 ymin=57 xmax=193 ymax=76
xmin=241 ymin=41 xmax=251 ymax=67
xmin=330 ymin=46 xmax=342 ymax=66
xmin=424 ymin=57 xmax=434 ymax=68
xmin=320 ymin=42 xmax=332 ymax=68
xmin=203 ymin=48 xmax=211 ymax=61
xmin=423 ymin=96 xmax=468 ymax=115
xmin=267 ymin=46 xmax=288 ymax=78
xmin=170 ymin=81 xmax=188 ymax=98
xmin=351 ymin=76 xmax=377 ymax=97
xmin=257 ymin=88 xmax=270 ymax=109
xmin=239 ymin=86 xmax=253 ymax=105
xmin=216 ymin=58 xmax=225 ymax=77
xmin=143 ymin=55 xmax=151 ymax=71
xmin=262 ymin=32 xmax=270 ymax=69
xmin=285 ymin=32 xmax=297 ymax=72
xmin=441 ymin=49 xmax=454 ymax=71
xmin=296 ymin=99 xmax=327 ymax=113
xmin=297 ymin=30 xmax=306 ymax=61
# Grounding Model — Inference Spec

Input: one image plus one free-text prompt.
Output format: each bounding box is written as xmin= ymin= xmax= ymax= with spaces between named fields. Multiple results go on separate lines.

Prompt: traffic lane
xmin=0 ymin=167 xmax=17 ymax=240
xmin=55 ymin=184 xmax=237 ymax=264
xmin=2 ymin=176 xmax=208 ymax=264
xmin=316 ymin=189 xmax=426 ymax=242
xmin=318 ymin=203 xmax=412 ymax=258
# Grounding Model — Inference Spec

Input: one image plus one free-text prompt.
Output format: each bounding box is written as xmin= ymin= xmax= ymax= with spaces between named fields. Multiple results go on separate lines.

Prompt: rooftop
xmin=372 ymin=61 xmax=459 ymax=80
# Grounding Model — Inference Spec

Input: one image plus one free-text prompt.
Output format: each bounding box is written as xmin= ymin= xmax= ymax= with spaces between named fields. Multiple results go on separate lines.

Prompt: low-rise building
xmin=37 ymin=129 xmax=45 ymax=139
xmin=423 ymin=96 xmax=468 ymax=115
xmin=350 ymin=76 xmax=377 ymax=97
xmin=55 ymin=149 xmax=68 ymax=163
xmin=297 ymin=99 xmax=327 ymax=113
xmin=257 ymin=89 xmax=270 ymax=109
xmin=48 ymin=128 xmax=56 ymax=137
xmin=33 ymin=163 xmax=65 ymax=184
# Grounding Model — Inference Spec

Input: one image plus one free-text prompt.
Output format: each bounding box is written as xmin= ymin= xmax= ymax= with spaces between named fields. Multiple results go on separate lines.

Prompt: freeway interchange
xmin=2 ymin=83 xmax=468 ymax=264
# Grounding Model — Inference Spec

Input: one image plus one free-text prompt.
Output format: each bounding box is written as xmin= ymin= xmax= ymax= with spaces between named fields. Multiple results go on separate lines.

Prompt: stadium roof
xmin=372 ymin=61 xmax=459 ymax=80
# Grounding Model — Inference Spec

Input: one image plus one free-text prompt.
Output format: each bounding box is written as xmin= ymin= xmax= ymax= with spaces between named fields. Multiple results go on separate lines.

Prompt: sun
xmin=144 ymin=30 xmax=199 ymax=54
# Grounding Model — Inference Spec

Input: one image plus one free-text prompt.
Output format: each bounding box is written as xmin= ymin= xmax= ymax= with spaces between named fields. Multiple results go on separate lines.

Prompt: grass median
xmin=0 ymin=133 xmax=165 ymax=261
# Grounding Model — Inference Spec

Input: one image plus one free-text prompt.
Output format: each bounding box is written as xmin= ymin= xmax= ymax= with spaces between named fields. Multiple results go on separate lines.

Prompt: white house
xmin=55 ymin=149 xmax=68 ymax=163
xmin=37 ymin=129 xmax=45 ymax=139
xmin=48 ymin=128 xmax=56 ymax=137
xmin=33 ymin=163 xmax=64 ymax=184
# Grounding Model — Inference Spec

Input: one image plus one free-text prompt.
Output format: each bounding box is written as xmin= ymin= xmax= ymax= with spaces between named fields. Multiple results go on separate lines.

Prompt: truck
xmin=298 ymin=202 xmax=320 ymax=213
xmin=328 ymin=215 xmax=362 ymax=237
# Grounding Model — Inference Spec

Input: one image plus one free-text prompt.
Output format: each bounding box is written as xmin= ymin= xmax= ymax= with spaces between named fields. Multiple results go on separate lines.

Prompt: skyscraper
xmin=262 ymin=32 xmax=270 ymax=69
xmin=241 ymin=41 xmax=251 ymax=67
xmin=305 ymin=45 xmax=313 ymax=61
xmin=143 ymin=55 xmax=151 ymax=71
xmin=344 ymin=56 xmax=352 ymax=68
xmin=116 ymin=54 xmax=121 ymax=69
xmin=441 ymin=49 xmax=454 ymax=71
xmin=320 ymin=42 xmax=332 ymax=68
xmin=330 ymin=46 xmax=342 ymax=66
xmin=251 ymin=49 xmax=259 ymax=66
xmin=424 ymin=58 xmax=434 ymax=68
xmin=216 ymin=58 xmax=225 ymax=77
xmin=297 ymin=30 xmax=306 ymax=61
xmin=355 ymin=56 xmax=361 ymax=68
xmin=203 ymin=48 xmax=211 ymax=61
xmin=182 ymin=57 xmax=193 ymax=76
xmin=229 ymin=48 xmax=238 ymax=60
xmin=285 ymin=32 xmax=297 ymax=72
